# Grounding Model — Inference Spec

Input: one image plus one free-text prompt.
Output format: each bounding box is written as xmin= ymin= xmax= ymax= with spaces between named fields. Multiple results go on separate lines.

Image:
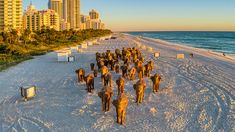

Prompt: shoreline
xmin=124 ymin=33 xmax=235 ymax=63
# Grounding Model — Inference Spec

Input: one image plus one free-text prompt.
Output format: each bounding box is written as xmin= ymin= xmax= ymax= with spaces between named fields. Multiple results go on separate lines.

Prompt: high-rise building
xmin=49 ymin=0 xmax=63 ymax=19
xmin=63 ymin=0 xmax=80 ymax=30
xmin=89 ymin=9 xmax=99 ymax=20
xmin=80 ymin=9 xmax=105 ymax=30
xmin=0 ymin=0 xmax=22 ymax=32
xmin=23 ymin=3 xmax=60 ymax=31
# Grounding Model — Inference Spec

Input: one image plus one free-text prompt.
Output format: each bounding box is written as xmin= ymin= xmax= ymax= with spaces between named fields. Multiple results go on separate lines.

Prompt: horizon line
xmin=113 ymin=30 xmax=235 ymax=33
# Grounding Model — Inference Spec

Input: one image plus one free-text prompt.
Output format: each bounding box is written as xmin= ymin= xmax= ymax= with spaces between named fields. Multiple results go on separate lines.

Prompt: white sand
xmin=0 ymin=34 xmax=234 ymax=131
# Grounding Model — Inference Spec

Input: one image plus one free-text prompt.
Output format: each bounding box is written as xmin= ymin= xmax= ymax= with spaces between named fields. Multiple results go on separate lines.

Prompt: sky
xmin=23 ymin=0 xmax=235 ymax=31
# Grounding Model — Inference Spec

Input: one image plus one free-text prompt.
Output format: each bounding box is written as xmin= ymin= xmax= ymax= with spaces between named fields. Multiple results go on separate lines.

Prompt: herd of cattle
xmin=75 ymin=47 xmax=161 ymax=125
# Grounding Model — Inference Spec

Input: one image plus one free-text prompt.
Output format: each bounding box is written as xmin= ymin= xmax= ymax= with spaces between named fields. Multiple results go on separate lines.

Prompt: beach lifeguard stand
xmin=20 ymin=86 xmax=36 ymax=101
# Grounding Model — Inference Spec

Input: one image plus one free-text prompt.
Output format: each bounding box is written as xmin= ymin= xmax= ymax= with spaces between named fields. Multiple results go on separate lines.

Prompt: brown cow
xmin=148 ymin=61 xmax=154 ymax=72
xmin=128 ymin=67 xmax=137 ymax=80
xmin=98 ymin=86 xmax=113 ymax=112
xmin=121 ymin=65 xmax=128 ymax=78
xmin=137 ymin=65 xmax=145 ymax=80
xmin=116 ymin=77 xmax=125 ymax=96
xmin=112 ymin=93 xmax=128 ymax=125
xmin=144 ymin=63 xmax=151 ymax=77
xmin=84 ymin=73 xmax=95 ymax=93
xmin=104 ymin=72 xmax=112 ymax=87
xmin=115 ymin=64 xmax=120 ymax=74
xmin=100 ymin=66 xmax=109 ymax=85
xmin=75 ymin=68 xmax=85 ymax=83
xmin=133 ymin=79 xmax=146 ymax=105
xmin=150 ymin=74 xmax=161 ymax=93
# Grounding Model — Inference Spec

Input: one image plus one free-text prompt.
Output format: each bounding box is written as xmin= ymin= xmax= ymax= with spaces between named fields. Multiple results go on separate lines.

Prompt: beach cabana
xmin=57 ymin=51 xmax=69 ymax=62
xmin=81 ymin=43 xmax=88 ymax=49
xmin=70 ymin=47 xmax=78 ymax=53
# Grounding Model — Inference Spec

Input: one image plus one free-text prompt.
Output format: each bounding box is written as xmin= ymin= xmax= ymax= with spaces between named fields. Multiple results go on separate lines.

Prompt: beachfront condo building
xmin=23 ymin=3 xmax=60 ymax=31
xmin=80 ymin=9 xmax=105 ymax=30
xmin=49 ymin=0 xmax=63 ymax=19
xmin=0 ymin=0 xmax=22 ymax=32
xmin=63 ymin=0 xmax=80 ymax=30
xmin=89 ymin=9 xmax=100 ymax=20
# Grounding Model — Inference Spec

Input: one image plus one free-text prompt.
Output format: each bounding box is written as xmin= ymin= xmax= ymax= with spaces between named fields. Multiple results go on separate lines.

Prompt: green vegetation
xmin=0 ymin=29 xmax=112 ymax=71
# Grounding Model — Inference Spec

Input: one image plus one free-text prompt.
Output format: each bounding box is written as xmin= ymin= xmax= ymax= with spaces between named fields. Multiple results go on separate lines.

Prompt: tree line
xmin=0 ymin=28 xmax=112 ymax=70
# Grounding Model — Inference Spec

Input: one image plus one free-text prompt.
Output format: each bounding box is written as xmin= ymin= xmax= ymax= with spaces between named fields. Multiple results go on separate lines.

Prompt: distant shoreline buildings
xmin=0 ymin=0 xmax=105 ymax=32
xmin=0 ymin=0 xmax=22 ymax=32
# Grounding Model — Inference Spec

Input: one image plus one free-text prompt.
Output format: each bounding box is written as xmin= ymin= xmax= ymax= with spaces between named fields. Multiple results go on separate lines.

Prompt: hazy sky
xmin=23 ymin=0 xmax=235 ymax=31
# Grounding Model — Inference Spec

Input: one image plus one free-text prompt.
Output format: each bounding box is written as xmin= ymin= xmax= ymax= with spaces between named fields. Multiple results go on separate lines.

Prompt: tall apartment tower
xmin=49 ymin=0 xmax=63 ymax=20
xmin=0 ymin=0 xmax=22 ymax=32
xmin=23 ymin=3 xmax=60 ymax=31
xmin=63 ymin=0 xmax=80 ymax=30
xmin=89 ymin=9 xmax=99 ymax=20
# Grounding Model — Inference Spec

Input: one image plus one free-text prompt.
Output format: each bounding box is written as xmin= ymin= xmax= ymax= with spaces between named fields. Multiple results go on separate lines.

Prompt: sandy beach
xmin=0 ymin=34 xmax=234 ymax=131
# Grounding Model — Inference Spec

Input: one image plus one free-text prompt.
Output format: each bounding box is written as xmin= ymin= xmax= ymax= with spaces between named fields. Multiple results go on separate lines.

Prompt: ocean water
xmin=127 ymin=32 xmax=235 ymax=55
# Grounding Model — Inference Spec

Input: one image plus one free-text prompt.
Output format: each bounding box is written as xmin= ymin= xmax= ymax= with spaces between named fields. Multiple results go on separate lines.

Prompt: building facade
xmin=23 ymin=3 xmax=60 ymax=31
xmin=80 ymin=9 xmax=105 ymax=30
xmin=89 ymin=9 xmax=99 ymax=20
xmin=49 ymin=0 xmax=63 ymax=19
xmin=0 ymin=0 xmax=22 ymax=32
xmin=63 ymin=0 xmax=80 ymax=30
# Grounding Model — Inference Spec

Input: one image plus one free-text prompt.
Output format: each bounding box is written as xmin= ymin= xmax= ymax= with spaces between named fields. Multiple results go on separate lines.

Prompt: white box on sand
xmin=68 ymin=56 xmax=75 ymax=62
xmin=177 ymin=54 xmax=185 ymax=59
xmin=154 ymin=52 xmax=160 ymax=58
xmin=21 ymin=86 xmax=36 ymax=101
xmin=81 ymin=43 xmax=88 ymax=49
xmin=57 ymin=52 xmax=69 ymax=62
